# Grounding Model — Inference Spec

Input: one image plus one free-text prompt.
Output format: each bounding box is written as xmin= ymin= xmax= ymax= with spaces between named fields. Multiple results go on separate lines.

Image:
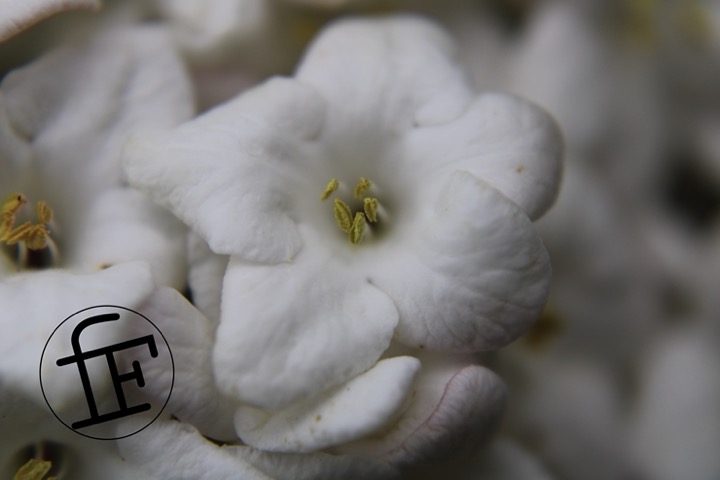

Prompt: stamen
xmin=333 ymin=198 xmax=352 ymax=233
xmin=2 ymin=192 xmax=27 ymax=215
xmin=4 ymin=221 xmax=33 ymax=245
xmin=36 ymin=201 xmax=53 ymax=225
xmin=1 ymin=193 xmax=59 ymax=269
xmin=353 ymin=177 xmax=372 ymax=199
xmin=25 ymin=225 xmax=50 ymax=251
xmin=320 ymin=178 xmax=339 ymax=201
xmin=363 ymin=197 xmax=379 ymax=223
xmin=0 ymin=212 xmax=14 ymax=239
xmin=349 ymin=212 xmax=366 ymax=245
xmin=13 ymin=458 xmax=52 ymax=480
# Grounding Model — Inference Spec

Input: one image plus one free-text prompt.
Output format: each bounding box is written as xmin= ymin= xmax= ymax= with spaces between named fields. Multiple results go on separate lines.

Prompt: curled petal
xmin=235 ymin=356 xmax=420 ymax=452
xmin=341 ymin=354 xmax=506 ymax=468
xmin=407 ymin=93 xmax=563 ymax=221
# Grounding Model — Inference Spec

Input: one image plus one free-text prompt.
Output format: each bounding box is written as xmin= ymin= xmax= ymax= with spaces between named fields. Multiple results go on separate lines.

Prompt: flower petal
xmin=406 ymin=93 xmax=563 ymax=221
xmin=372 ymin=171 xmax=552 ymax=351
xmin=0 ymin=262 xmax=155 ymax=405
xmin=296 ymin=15 xmax=475 ymax=140
xmin=123 ymin=76 xmax=325 ymax=262
xmin=0 ymin=0 xmax=100 ymax=42
xmin=131 ymin=287 xmax=240 ymax=441
xmin=187 ymin=232 xmax=228 ymax=325
xmin=68 ymin=188 xmax=188 ymax=289
xmin=117 ymin=420 xmax=272 ymax=480
xmin=340 ymin=352 xmax=506 ymax=468
xmin=235 ymin=356 xmax=420 ymax=452
xmin=214 ymin=247 xmax=398 ymax=410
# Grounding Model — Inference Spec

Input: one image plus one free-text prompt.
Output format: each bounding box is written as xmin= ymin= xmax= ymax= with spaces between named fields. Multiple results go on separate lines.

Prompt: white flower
xmin=125 ymin=14 xmax=561 ymax=413
xmin=0 ymin=24 xmax=192 ymax=288
xmin=0 ymin=0 xmax=100 ymax=42
xmin=0 ymin=263 xmax=161 ymax=479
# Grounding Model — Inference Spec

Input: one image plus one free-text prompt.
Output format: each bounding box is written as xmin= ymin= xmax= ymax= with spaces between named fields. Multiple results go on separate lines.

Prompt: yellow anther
xmin=349 ymin=212 xmax=366 ymax=245
xmin=36 ymin=201 xmax=53 ymax=225
xmin=354 ymin=177 xmax=372 ymax=199
xmin=4 ymin=221 xmax=33 ymax=245
xmin=25 ymin=225 xmax=50 ymax=251
xmin=363 ymin=197 xmax=379 ymax=223
xmin=320 ymin=178 xmax=339 ymax=201
xmin=13 ymin=458 xmax=52 ymax=480
xmin=2 ymin=192 xmax=26 ymax=215
xmin=333 ymin=198 xmax=352 ymax=233
xmin=0 ymin=212 xmax=15 ymax=239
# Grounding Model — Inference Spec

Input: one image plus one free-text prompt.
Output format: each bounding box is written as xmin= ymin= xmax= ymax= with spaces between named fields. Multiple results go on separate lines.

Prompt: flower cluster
xmin=7 ymin=0 xmax=716 ymax=479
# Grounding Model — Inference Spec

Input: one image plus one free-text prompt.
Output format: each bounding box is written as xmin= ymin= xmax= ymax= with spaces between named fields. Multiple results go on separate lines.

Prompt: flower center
xmin=320 ymin=177 xmax=383 ymax=245
xmin=1 ymin=192 xmax=58 ymax=270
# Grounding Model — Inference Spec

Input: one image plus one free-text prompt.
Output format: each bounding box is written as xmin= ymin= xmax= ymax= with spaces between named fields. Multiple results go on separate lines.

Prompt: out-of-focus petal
xmin=117 ymin=420 xmax=272 ymax=480
xmin=0 ymin=0 xmax=100 ymax=42
xmin=68 ymin=188 xmax=187 ymax=289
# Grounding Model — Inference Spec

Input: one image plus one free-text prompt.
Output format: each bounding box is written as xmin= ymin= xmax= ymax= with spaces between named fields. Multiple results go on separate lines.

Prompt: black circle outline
xmin=39 ymin=305 xmax=175 ymax=440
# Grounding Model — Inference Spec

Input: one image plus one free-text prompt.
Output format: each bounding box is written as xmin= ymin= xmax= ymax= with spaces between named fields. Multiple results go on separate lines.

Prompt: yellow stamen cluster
xmin=14 ymin=458 xmax=55 ymax=480
xmin=1 ymin=192 xmax=55 ymax=253
xmin=322 ymin=178 xmax=380 ymax=245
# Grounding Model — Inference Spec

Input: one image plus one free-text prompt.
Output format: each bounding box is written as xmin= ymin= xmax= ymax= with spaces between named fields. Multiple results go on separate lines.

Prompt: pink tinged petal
xmin=68 ymin=188 xmax=188 ymax=289
xmin=374 ymin=171 xmax=552 ymax=352
xmin=131 ymin=287 xmax=239 ymax=441
xmin=340 ymin=356 xmax=506 ymax=468
xmin=117 ymin=420 xmax=272 ymax=480
xmin=296 ymin=15 xmax=475 ymax=143
xmin=123 ymin=77 xmax=326 ymax=262
xmin=407 ymin=93 xmax=563 ymax=221
xmin=214 ymin=253 xmax=398 ymax=411
xmin=235 ymin=356 xmax=420 ymax=452
xmin=0 ymin=0 xmax=100 ymax=42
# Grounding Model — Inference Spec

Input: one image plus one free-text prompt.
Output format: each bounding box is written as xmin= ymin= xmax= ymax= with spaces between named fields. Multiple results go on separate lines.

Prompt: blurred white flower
xmin=630 ymin=327 xmax=720 ymax=480
xmin=0 ymin=263 xmax=161 ymax=479
xmin=0 ymin=24 xmax=192 ymax=288
xmin=0 ymin=0 xmax=100 ymax=42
